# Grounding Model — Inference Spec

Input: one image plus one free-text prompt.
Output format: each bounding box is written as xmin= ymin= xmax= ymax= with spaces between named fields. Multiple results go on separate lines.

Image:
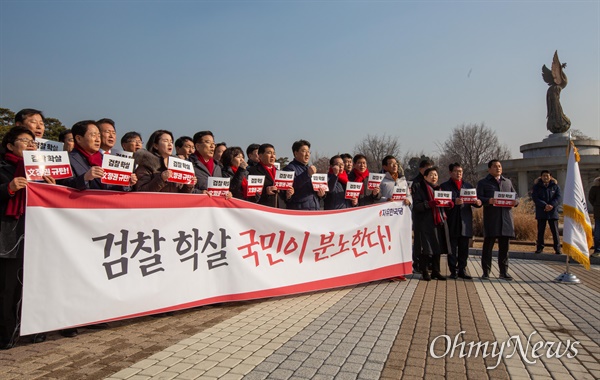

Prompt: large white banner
xmin=22 ymin=183 xmax=412 ymax=334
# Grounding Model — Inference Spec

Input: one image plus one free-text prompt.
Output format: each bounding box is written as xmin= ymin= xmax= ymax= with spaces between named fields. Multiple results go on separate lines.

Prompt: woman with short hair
xmin=221 ymin=146 xmax=248 ymax=200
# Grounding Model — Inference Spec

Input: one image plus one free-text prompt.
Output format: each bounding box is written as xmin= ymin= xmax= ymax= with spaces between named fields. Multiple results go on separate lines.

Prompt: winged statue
xmin=542 ymin=51 xmax=571 ymax=133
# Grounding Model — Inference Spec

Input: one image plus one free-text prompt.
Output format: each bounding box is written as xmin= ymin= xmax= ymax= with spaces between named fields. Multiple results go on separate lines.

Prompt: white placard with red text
xmin=367 ymin=173 xmax=385 ymax=190
xmin=167 ymin=156 xmax=195 ymax=185
xmin=460 ymin=188 xmax=478 ymax=204
xmin=111 ymin=149 xmax=134 ymax=158
xmin=392 ymin=186 xmax=407 ymax=201
xmin=494 ymin=191 xmax=517 ymax=207
xmin=23 ymin=151 xmax=72 ymax=181
xmin=275 ymin=171 xmax=294 ymax=190
xmin=311 ymin=174 xmax=329 ymax=191
xmin=101 ymin=154 xmax=134 ymax=186
xmin=35 ymin=138 xmax=64 ymax=152
xmin=21 ymin=183 xmax=412 ymax=334
xmin=345 ymin=181 xmax=363 ymax=199
xmin=246 ymin=175 xmax=265 ymax=197
xmin=207 ymin=177 xmax=230 ymax=197
xmin=434 ymin=190 xmax=453 ymax=207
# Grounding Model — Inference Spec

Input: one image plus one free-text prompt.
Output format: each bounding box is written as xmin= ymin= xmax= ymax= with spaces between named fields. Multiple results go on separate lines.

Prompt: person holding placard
xmin=348 ymin=154 xmax=381 ymax=206
xmin=133 ymin=130 xmax=196 ymax=193
xmin=476 ymin=159 xmax=519 ymax=280
xmin=379 ymin=155 xmax=412 ymax=207
xmin=221 ymin=146 xmax=248 ymax=200
xmin=189 ymin=131 xmax=225 ymax=194
xmin=324 ymin=155 xmax=356 ymax=210
xmin=283 ymin=140 xmax=324 ymax=210
xmin=0 ymin=127 xmax=57 ymax=349
xmin=440 ymin=163 xmax=482 ymax=279
xmin=247 ymin=143 xmax=293 ymax=208
xmin=59 ymin=120 xmax=137 ymax=191
xmin=410 ymin=159 xmax=434 ymax=274
xmin=412 ymin=167 xmax=451 ymax=281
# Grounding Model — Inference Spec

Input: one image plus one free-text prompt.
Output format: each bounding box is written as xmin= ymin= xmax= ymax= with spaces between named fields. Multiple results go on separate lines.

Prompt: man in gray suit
xmin=476 ymin=160 xmax=519 ymax=280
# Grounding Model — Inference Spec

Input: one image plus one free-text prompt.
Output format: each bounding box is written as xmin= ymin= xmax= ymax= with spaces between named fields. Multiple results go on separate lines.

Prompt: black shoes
xmin=60 ymin=329 xmax=78 ymax=338
xmin=449 ymin=273 xmax=458 ymax=279
xmin=421 ymin=271 xmax=431 ymax=281
xmin=499 ymin=274 xmax=514 ymax=281
xmin=31 ymin=333 xmax=46 ymax=343
xmin=481 ymin=274 xmax=490 ymax=280
xmin=535 ymin=249 xmax=543 ymax=254
xmin=458 ymin=273 xmax=473 ymax=280
xmin=432 ymin=272 xmax=446 ymax=281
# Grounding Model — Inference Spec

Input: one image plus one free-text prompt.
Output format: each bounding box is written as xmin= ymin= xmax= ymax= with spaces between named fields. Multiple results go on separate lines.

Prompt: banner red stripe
xmin=26 ymin=182 xmax=372 ymax=215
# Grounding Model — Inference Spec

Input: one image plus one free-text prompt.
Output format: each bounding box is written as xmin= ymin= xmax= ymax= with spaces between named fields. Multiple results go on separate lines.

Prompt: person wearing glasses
xmin=189 ymin=131 xmax=231 ymax=198
xmin=59 ymin=129 xmax=75 ymax=153
xmin=14 ymin=108 xmax=45 ymax=139
xmin=59 ymin=120 xmax=137 ymax=191
xmin=133 ymin=130 xmax=196 ymax=193
xmin=0 ymin=127 xmax=57 ymax=349
xmin=96 ymin=118 xmax=117 ymax=155
xmin=120 ymin=132 xmax=144 ymax=153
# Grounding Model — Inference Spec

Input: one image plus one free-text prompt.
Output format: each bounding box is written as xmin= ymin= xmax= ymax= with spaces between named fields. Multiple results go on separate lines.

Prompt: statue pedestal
xmin=479 ymin=132 xmax=600 ymax=212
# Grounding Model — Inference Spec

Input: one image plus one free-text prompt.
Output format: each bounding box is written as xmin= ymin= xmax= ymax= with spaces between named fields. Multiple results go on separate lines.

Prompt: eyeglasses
xmin=15 ymin=138 xmax=38 ymax=146
xmin=128 ymin=139 xmax=143 ymax=145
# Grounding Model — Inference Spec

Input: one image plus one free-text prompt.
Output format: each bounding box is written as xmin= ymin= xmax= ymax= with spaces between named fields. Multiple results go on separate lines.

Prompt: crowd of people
xmin=1 ymin=108 xmax=598 ymax=350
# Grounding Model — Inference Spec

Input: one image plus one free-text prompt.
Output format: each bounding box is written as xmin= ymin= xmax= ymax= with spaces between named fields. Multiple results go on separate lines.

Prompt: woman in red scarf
xmin=347 ymin=154 xmax=381 ymax=206
xmin=412 ymin=167 xmax=453 ymax=281
xmin=0 ymin=127 xmax=56 ymax=349
xmin=221 ymin=146 xmax=249 ymax=200
xmin=324 ymin=155 xmax=357 ymax=210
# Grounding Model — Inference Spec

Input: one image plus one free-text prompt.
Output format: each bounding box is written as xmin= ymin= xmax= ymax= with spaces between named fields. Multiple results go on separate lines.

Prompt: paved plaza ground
xmin=1 ymin=250 xmax=598 ymax=380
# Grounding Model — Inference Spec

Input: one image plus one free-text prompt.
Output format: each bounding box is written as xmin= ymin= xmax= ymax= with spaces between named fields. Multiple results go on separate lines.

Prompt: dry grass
xmin=472 ymin=198 xmax=553 ymax=241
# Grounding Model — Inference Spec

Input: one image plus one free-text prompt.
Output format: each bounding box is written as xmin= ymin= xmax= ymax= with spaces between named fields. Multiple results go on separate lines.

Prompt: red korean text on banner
xmin=459 ymin=188 xmax=478 ymax=204
xmin=392 ymin=186 xmax=407 ymax=201
xmin=207 ymin=177 xmax=230 ymax=197
xmin=367 ymin=173 xmax=385 ymax=190
xmin=247 ymin=175 xmax=265 ymax=197
xmin=494 ymin=191 xmax=517 ymax=207
xmin=23 ymin=151 xmax=73 ymax=181
xmin=275 ymin=171 xmax=294 ymax=190
xmin=167 ymin=156 xmax=195 ymax=185
xmin=101 ymin=154 xmax=134 ymax=186
xmin=311 ymin=174 xmax=329 ymax=192
xmin=434 ymin=190 xmax=453 ymax=207
xmin=345 ymin=181 xmax=363 ymax=199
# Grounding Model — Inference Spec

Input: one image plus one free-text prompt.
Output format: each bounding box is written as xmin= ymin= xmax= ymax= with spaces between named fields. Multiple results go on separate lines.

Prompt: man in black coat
xmin=531 ymin=170 xmax=562 ymax=254
xmin=440 ymin=163 xmax=482 ymax=279
xmin=476 ymin=160 xmax=519 ymax=280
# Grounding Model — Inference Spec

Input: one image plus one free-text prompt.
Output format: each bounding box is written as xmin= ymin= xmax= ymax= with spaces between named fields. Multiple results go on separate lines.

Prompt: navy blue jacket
xmin=282 ymin=159 xmax=320 ymax=210
xmin=324 ymin=173 xmax=352 ymax=210
xmin=440 ymin=179 xmax=481 ymax=238
xmin=531 ymin=179 xmax=561 ymax=220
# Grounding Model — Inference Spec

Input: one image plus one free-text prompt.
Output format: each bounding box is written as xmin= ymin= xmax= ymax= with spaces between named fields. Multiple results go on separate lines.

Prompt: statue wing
xmin=542 ymin=64 xmax=554 ymax=85
xmin=551 ymin=51 xmax=566 ymax=87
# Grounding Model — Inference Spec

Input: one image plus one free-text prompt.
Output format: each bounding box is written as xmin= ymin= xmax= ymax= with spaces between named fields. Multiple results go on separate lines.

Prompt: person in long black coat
xmin=410 ymin=159 xmax=434 ymax=273
xmin=531 ymin=170 xmax=562 ymax=254
xmin=412 ymin=167 xmax=450 ymax=281
xmin=440 ymin=163 xmax=482 ymax=279
xmin=221 ymin=146 xmax=249 ymax=200
xmin=476 ymin=160 xmax=519 ymax=280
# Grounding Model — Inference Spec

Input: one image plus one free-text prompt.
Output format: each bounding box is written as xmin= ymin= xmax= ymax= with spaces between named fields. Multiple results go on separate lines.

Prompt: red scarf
xmin=352 ymin=168 xmax=369 ymax=194
xmin=425 ymin=182 xmax=446 ymax=226
xmin=453 ymin=179 xmax=462 ymax=190
xmin=74 ymin=143 xmax=103 ymax=167
xmin=231 ymin=166 xmax=248 ymax=196
xmin=4 ymin=153 xmax=26 ymax=219
xmin=260 ymin=162 xmax=276 ymax=181
xmin=328 ymin=168 xmax=349 ymax=185
xmin=195 ymin=151 xmax=215 ymax=175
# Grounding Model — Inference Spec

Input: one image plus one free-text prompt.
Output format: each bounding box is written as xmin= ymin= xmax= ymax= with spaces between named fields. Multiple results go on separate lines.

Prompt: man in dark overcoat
xmin=476 ymin=160 xmax=519 ymax=280
xmin=531 ymin=170 xmax=562 ymax=254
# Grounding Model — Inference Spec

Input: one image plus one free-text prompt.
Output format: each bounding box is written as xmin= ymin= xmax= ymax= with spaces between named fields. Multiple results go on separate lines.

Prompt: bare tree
xmin=438 ymin=123 xmax=511 ymax=185
xmin=354 ymin=134 xmax=401 ymax=172
xmin=401 ymin=151 xmax=437 ymax=180
xmin=310 ymin=152 xmax=330 ymax=174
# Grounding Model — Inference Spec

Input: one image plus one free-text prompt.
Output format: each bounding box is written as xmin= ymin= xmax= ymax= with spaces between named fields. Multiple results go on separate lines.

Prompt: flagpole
xmin=554 ymin=132 xmax=581 ymax=284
